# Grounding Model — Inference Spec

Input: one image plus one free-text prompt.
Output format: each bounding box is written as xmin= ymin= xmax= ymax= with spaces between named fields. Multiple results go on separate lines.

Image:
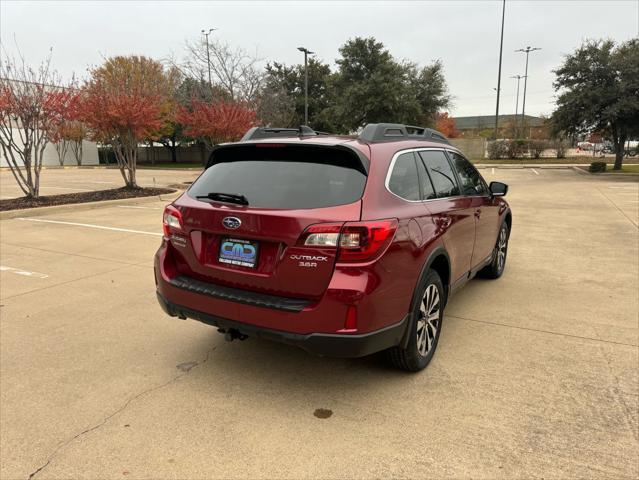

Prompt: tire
xmin=387 ymin=269 xmax=444 ymax=372
xmin=478 ymin=222 xmax=509 ymax=279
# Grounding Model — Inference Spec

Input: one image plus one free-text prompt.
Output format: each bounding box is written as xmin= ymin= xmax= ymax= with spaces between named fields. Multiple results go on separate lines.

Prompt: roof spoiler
xmin=358 ymin=123 xmax=450 ymax=144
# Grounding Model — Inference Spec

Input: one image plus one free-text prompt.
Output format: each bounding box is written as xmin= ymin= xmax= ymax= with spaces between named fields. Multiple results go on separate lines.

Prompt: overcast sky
xmin=1 ymin=0 xmax=638 ymax=117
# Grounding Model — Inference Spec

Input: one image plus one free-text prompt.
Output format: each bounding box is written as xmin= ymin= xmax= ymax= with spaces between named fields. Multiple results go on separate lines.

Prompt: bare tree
xmin=0 ymin=47 xmax=70 ymax=197
xmin=53 ymin=137 xmax=70 ymax=165
xmin=256 ymin=84 xmax=296 ymax=127
xmin=178 ymin=37 xmax=263 ymax=105
xmin=69 ymin=135 xmax=83 ymax=165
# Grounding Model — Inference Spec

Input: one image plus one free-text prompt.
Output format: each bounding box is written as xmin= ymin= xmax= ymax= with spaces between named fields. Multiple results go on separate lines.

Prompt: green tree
xmin=262 ymin=58 xmax=335 ymax=131
xmin=331 ymin=37 xmax=420 ymax=132
xmin=410 ymin=60 xmax=451 ymax=127
xmin=329 ymin=37 xmax=450 ymax=133
xmin=552 ymin=39 xmax=639 ymax=170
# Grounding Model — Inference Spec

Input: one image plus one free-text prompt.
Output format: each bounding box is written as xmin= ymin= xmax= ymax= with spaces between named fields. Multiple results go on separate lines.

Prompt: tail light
xmin=338 ymin=219 xmax=398 ymax=262
xmin=163 ymin=205 xmax=183 ymax=237
xmin=297 ymin=223 xmax=342 ymax=247
xmin=298 ymin=219 xmax=398 ymax=263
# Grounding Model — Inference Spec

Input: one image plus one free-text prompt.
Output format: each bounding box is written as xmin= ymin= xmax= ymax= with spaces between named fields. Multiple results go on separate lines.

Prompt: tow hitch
xmin=218 ymin=328 xmax=248 ymax=342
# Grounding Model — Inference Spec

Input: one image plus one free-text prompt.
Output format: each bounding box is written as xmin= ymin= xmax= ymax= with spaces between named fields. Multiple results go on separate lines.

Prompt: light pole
xmin=297 ymin=46 xmax=314 ymax=125
xmin=201 ymin=28 xmax=217 ymax=89
xmin=510 ymin=75 xmax=526 ymax=116
xmin=515 ymin=46 xmax=541 ymax=133
xmin=493 ymin=0 xmax=506 ymax=139
xmin=510 ymin=75 xmax=526 ymax=137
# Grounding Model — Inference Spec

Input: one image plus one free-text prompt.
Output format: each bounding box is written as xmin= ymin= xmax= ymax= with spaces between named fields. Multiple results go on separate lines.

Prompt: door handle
xmin=474 ymin=208 xmax=481 ymax=219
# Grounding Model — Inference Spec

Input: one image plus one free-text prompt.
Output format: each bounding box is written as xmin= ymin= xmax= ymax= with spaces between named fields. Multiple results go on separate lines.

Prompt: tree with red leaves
xmin=435 ymin=112 xmax=460 ymax=138
xmin=178 ymin=100 xmax=256 ymax=149
xmin=49 ymin=89 xmax=83 ymax=165
xmin=0 ymin=50 xmax=74 ymax=197
xmin=79 ymin=56 xmax=177 ymax=188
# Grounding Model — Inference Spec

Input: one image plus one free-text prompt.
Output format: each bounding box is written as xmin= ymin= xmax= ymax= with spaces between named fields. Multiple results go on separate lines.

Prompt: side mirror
xmin=489 ymin=181 xmax=508 ymax=197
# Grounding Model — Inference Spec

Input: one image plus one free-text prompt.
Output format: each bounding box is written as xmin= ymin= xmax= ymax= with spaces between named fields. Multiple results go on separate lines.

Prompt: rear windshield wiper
xmin=196 ymin=192 xmax=249 ymax=205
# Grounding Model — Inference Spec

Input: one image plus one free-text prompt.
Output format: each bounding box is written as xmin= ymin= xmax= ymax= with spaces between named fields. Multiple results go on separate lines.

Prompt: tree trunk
xmin=613 ymin=133 xmax=626 ymax=171
xmin=113 ymin=141 xmax=139 ymax=189
xmin=124 ymin=145 xmax=138 ymax=188
xmin=77 ymin=141 xmax=83 ymax=166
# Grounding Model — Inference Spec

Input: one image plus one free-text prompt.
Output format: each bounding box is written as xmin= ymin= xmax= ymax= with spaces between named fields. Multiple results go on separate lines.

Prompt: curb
xmin=1 ymin=165 xmax=113 ymax=170
xmin=477 ymin=164 xmax=581 ymax=169
xmin=137 ymin=167 xmax=203 ymax=171
xmin=0 ymin=190 xmax=183 ymax=220
xmin=572 ymin=166 xmax=639 ymax=178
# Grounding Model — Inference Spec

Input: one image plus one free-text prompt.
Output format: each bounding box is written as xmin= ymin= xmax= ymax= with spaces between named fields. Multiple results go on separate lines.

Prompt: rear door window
xmin=448 ymin=151 xmax=487 ymax=196
xmin=188 ymin=145 xmax=367 ymax=209
xmin=387 ymin=152 xmax=421 ymax=201
xmin=415 ymin=157 xmax=437 ymax=200
xmin=418 ymin=150 xmax=460 ymax=198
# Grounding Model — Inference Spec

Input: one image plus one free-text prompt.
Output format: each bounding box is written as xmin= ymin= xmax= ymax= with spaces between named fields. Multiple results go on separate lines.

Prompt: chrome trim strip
xmin=384 ymin=147 xmax=446 ymax=203
xmin=384 ymin=146 xmax=489 ymax=203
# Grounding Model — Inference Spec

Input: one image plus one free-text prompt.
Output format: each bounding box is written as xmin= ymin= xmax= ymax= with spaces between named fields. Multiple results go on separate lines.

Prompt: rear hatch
xmin=169 ymin=143 xmax=368 ymax=299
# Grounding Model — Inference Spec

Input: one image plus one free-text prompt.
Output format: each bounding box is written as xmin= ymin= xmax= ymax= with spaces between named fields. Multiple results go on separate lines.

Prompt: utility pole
xmin=493 ymin=0 xmax=506 ymax=139
xmin=201 ymin=28 xmax=217 ymax=89
xmin=515 ymin=46 xmax=541 ymax=133
xmin=297 ymin=46 xmax=314 ymax=125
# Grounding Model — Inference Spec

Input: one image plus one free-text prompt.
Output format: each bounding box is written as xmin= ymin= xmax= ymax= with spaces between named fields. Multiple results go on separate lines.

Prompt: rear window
xmin=188 ymin=145 xmax=367 ymax=209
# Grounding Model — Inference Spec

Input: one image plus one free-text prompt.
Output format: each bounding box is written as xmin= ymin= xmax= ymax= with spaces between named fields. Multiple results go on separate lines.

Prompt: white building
xmin=0 ymin=78 xmax=99 ymax=167
xmin=0 ymin=135 xmax=99 ymax=167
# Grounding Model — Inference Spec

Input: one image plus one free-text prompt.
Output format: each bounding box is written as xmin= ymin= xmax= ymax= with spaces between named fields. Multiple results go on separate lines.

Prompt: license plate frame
xmin=218 ymin=237 xmax=259 ymax=269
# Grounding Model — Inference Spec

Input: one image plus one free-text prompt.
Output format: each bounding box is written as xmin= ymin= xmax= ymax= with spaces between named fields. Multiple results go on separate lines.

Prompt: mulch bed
xmin=0 ymin=187 xmax=176 ymax=211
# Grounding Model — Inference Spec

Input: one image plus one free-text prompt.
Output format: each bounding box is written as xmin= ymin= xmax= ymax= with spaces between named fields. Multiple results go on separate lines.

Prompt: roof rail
xmin=241 ymin=125 xmax=324 ymax=141
xmin=358 ymin=123 xmax=450 ymax=145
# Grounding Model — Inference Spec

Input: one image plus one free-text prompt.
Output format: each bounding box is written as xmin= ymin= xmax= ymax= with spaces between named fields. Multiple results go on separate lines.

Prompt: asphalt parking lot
xmin=1 ymin=168 xmax=637 ymax=479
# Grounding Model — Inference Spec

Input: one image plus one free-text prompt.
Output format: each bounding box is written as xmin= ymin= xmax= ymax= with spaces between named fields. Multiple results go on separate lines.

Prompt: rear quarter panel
xmin=358 ymin=142 xmax=447 ymax=328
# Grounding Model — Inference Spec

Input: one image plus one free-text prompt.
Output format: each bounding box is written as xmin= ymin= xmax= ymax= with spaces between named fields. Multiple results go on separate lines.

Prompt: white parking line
xmin=15 ymin=218 xmax=162 ymax=236
xmin=39 ymin=186 xmax=92 ymax=192
xmin=0 ymin=265 xmax=49 ymax=279
xmin=117 ymin=205 xmax=163 ymax=210
xmin=491 ymin=168 xmax=495 ymax=174
xmin=531 ymin=168 xmax=539 ymax=175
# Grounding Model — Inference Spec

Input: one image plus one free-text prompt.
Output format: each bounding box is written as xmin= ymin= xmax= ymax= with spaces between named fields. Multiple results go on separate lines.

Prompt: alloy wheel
xmin=416 ymin=284 xmax=440 ymax=356
xmin=497 ymin=227 xmax=508 ymax=271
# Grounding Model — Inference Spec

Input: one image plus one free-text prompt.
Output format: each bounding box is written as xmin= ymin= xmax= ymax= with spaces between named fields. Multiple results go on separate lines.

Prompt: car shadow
xmin=186 ymin=327 xmax=418 ymax=402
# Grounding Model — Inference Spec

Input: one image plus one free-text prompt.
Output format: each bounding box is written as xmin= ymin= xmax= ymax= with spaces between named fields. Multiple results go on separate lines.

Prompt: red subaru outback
xmin=155 ymin=124 xmax=511 ymax=371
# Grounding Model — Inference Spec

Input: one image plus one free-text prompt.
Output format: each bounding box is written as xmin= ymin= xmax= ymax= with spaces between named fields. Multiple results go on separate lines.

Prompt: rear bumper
xmin=157 ymin=291 xmax=408 ymax=358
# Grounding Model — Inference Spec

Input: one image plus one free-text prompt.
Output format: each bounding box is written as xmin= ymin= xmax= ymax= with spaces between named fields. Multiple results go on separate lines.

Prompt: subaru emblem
xmin=222 ymin=217 xmax=241 ymax=230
